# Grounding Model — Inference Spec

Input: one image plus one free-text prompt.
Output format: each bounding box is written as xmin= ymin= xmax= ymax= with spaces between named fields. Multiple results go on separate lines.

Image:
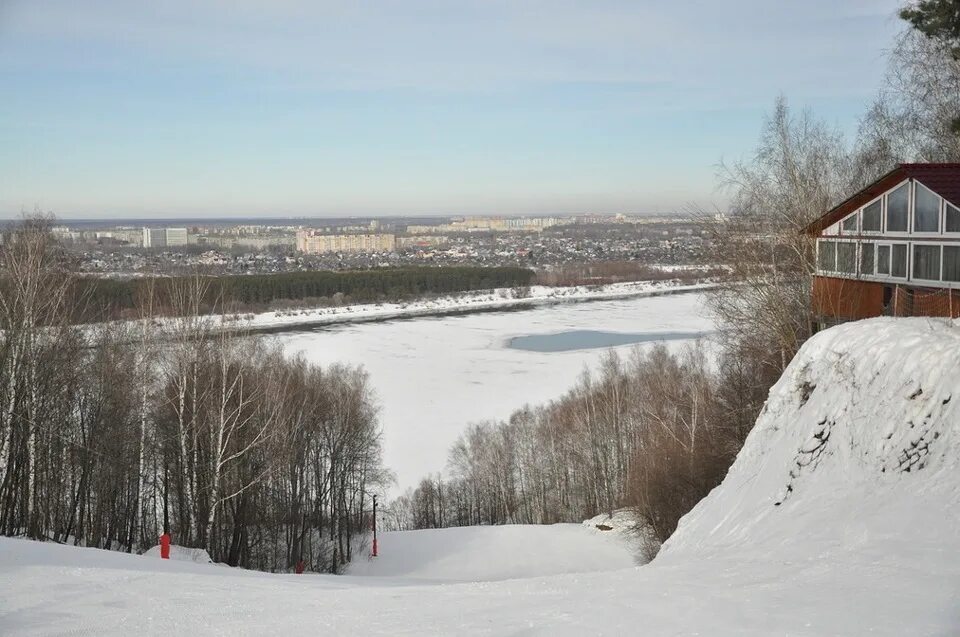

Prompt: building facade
xmin=296 ymin=230 xmax=396 ymax=254
xmin=407 ymin=216 xmax=559 ymax=234
xmin=164 ymin=227 xmax=188 ymax=247
xmin=142 ymin=227 xmax=188 ymax=248
xmin=806 ymin=163 xmax=960 ymax=322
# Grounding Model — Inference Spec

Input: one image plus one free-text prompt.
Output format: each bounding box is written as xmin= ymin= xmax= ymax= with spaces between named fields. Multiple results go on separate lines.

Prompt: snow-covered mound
xmin=582 ymin=509 xmax=639 ymax=534
xmin=142 ymin=545 xmax=213 ymax=564
xmin=661 ymin=317 xmax=960 ymax=563
xmin=346 ymin=524 xmax=637 ymax=581
xmin=582 ymin=509 xmax=658 ymax=561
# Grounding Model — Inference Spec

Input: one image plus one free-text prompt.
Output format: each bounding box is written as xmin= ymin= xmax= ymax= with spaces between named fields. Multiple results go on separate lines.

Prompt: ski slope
xmin=345 ymin=523 xmax=639 ymax=582
xmin=3 ymin=317 xmax=960 ymax=635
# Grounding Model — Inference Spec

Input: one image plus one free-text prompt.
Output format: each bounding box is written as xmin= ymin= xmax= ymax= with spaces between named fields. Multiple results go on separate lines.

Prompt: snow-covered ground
xmin=274 ymin=291 xmax=713 ymax=491
xmin=345 ymin=524 xmax=638 ymax=582
xmin=227 ymin=280 xmax=717 ymax=332
xmin=3 ymin=317 xmax=959 ymax=635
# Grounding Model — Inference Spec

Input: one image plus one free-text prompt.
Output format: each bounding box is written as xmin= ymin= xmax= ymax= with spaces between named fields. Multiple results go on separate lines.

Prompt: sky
xmin=0 ymin=1 xmax=906 ymax=219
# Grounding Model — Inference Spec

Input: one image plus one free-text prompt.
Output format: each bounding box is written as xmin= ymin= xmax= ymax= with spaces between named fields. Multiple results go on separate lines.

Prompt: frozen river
xmin=272 ymin=291 xmax=713 ymax=492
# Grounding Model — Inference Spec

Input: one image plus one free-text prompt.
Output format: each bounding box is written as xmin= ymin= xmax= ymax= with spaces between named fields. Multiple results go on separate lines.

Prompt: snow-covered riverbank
xmin=221 ymin=279 xmax=719 ymax=333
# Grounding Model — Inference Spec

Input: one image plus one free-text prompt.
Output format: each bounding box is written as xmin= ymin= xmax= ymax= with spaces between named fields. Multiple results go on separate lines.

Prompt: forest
xmin=390 ymin=342 xmax=752 ymax=557
xmin=0 ymin=219 xmax=387 ymax=572
xmin=69 ymin=265 xmax=535 ymax=322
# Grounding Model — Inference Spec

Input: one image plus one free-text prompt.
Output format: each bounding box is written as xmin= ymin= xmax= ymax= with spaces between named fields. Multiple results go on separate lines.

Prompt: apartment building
xmin=296 ymin=230 xmax=396 ymax=254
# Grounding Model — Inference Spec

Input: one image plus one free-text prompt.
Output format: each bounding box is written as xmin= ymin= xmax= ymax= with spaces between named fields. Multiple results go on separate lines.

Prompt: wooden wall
xmin=812 ymin=276 xmax=885 ymax=320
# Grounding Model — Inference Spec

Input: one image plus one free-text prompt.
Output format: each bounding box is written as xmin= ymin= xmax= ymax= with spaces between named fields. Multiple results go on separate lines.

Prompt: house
xmin=804 ymin=163 xmax=960 ymax=325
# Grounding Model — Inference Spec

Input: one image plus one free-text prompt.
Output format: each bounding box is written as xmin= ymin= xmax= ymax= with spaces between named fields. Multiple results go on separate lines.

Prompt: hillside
xmin=2 ymin=317 xmax=959 ymax=635
xmin=661 ymin=316 xmax=960 ymax=563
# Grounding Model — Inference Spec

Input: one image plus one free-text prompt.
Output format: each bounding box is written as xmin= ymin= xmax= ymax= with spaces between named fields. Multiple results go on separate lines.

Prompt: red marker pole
xmin=371 ymin=495 xmax=378 ymax=558
xmin=160 ymin=530 xmax=171 ymax=560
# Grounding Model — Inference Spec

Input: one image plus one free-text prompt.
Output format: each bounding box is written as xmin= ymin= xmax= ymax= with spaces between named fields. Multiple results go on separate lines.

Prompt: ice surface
xmin=272 ymin=292 xmax=712 ymax=491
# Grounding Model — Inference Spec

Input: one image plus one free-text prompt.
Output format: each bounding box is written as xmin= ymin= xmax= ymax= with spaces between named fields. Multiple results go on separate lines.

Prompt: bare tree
xmin=859 ymin=30 xmax=960 ymax=163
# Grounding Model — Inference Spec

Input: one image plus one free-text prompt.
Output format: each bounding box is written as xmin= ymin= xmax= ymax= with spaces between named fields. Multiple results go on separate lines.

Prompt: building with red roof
xmin=804 ymin=163 xmax=960 ymax=323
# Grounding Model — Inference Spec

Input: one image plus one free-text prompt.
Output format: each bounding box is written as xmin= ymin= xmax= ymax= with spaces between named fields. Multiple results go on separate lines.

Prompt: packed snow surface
xmin=345 ymin=524 xmax=637 ymax=582
xmin=3 ymin=317 xmax=960 ymax=635
xmin=275 ymin=291 xmax=713 ymax=491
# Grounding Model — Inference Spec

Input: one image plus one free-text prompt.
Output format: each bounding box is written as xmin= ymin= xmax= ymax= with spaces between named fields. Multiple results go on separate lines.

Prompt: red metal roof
xmin=803 ymin=163 xmax=960 ymax=235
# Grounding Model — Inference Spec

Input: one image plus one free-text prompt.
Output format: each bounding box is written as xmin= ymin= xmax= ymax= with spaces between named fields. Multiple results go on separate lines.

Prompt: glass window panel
xmin=837 ymin=242 xmax=856 ymax=274
xmin=914 ymin=183 xmax=940 ymax=232
xmin=860 ymin=242 xmax=875 ymax=275
xmin=913 ymin=244 xmax=941 ymax=280
xmin=946 ymin=203 xmax=960 ymax=233
xmin=944 ymin=246 xmax=960 ymax=282
xmin=842 ymin=214 xmax=858 ymax=232
xmin=887 ymin=183 xmax=909 ymax=232
xmin=862 ymin=200 xmax=882 ymax=231
xmin=892 ymin=244 xmax=907 ymax=277
xmin=877 ymin=245 xmax=890 ymax=275
xmin=817 ymin=241 xmax=836 ymax=271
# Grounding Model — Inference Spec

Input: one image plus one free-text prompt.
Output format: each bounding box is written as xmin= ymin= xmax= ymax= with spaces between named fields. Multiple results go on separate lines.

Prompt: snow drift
xmin=661 ymin=316 xmax=960 ymax=565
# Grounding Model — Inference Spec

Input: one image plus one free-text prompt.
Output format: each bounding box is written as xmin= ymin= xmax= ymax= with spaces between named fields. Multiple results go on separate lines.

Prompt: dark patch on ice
xmin=506 ymin=329 xmax=708 ymax=352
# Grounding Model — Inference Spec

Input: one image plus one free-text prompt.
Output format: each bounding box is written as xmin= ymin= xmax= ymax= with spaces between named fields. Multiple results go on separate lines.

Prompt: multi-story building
xmin=296 ymin=230 xmax=396 ymax=254
xmin=142 ymin=227 xmax=189 ymax=248
xmin=165 ymin=227 xmax=188 ymax=247
xmin=396 ymin=235 xmax=450 ymax=249
xmin=407 ymin=216 xmax=559 ymax=234
xmin=142 ymin=227 xmax=165 ymax=248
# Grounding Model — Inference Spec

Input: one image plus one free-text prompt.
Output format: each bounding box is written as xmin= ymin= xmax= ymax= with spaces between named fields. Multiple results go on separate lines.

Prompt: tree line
xmin=389 ymin=343 xmax=753 ymax=553
xmin=0 ymin=219 xmax=387 ymax=572
xmin=392 ymin=3 xmax=960 ymax=552
xmin=69 ymin=266 xmax=535 ymax=322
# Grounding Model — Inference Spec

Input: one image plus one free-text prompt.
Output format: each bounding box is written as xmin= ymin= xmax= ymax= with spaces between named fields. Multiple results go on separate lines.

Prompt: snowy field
xmin=272 ymin=291 xmax=713 ymax=491
xmin=2 ymin=317 xmax=960 ymax=635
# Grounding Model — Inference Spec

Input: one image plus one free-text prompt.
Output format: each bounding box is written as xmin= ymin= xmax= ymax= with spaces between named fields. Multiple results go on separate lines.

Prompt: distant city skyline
xmin=1 ymin=1 xmax=904 ymax=218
